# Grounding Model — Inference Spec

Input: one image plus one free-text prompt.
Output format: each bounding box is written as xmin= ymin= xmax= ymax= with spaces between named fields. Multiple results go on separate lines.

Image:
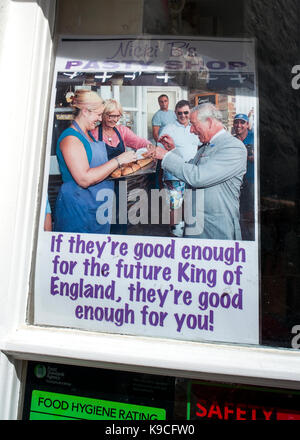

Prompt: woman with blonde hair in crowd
xmin=54 ymin=90 xmax=137 ymax=233
xmin=91 ymin=98 xmax=153 ymax=234
xmin=92 ymin=99 xmax=151 ymax=156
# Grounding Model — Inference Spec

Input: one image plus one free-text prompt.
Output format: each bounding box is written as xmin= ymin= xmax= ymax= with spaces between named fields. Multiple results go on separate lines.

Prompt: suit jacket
xmin=161 ymin=130 xmax=247 ymax=240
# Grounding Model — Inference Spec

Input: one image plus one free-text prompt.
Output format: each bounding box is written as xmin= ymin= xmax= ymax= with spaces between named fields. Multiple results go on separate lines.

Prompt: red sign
xmin=196 ymin=400 xmax=274 ymax=421
xmin=188 ymin=381 xmax=300 ymax=421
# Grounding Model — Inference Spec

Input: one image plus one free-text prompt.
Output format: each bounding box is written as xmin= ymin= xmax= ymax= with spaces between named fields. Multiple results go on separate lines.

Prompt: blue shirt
xmin=242 ymin=130 xmax=254 ymax=183
xmin=56 ymin=127 xmax=93 ymax=183
xmin=159 ymin=121 xmax=200 ymax=181
xmin=152 ymin=110 xmax=177 ymax=137
xmin=45 ymin=198 xmax=51 ymax=215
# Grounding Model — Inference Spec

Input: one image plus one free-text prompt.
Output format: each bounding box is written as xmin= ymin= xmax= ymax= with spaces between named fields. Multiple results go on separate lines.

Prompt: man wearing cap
xmin=233 ymin=113 xmax=255 ymax=240
xmin=152 ymin=103 xmax=247 ymax=240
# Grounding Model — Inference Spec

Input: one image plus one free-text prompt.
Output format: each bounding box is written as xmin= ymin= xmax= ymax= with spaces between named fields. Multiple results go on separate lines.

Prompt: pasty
xmin=110 ymin=168 xmax=122 ymax=178
xmin=110 ymin=157 xmax=153 ymax=178
xmin=137 ymin=158 xmax=153 ymax=167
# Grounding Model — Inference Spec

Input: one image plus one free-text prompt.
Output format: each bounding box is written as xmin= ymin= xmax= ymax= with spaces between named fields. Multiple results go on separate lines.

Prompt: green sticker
xmin=30 ymin=390 xmax=166 ymax=420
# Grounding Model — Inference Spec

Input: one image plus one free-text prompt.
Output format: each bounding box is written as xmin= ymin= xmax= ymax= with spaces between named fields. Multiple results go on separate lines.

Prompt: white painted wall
xmin=0 ymin=0 xmax=56 ymax=419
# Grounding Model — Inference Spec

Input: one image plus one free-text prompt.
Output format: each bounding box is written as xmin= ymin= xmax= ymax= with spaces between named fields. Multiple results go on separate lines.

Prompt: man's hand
xmin=146 ymin=144 xmax=168 ymax=160
xmin=158 ymin=134 xmax=175 ymax=151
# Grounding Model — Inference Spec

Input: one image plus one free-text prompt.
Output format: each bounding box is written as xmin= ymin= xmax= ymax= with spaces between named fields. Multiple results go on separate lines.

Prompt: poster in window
xmin=34 ymin=36 xmax=259 ymax=345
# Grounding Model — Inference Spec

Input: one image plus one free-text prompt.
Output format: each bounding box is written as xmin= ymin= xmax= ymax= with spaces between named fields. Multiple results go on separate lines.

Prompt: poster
xmin=34 ymin=36 xmax=259 ymax=344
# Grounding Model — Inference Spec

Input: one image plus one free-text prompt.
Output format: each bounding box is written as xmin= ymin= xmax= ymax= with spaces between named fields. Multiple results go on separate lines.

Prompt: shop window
xmin=35 ymin=34 xmax=259 ymax=347
xmin=22 ymin=361 xmax=300 ymax=421
xmin=145 ymin=0 xmax=300 ymax=349
xmin=32 ymin=0 xmax=300 ymax=354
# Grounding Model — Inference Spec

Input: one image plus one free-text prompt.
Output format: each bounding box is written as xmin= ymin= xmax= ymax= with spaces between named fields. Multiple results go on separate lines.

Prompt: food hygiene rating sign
xmin=29 ymin=390 xmax=165 ymax=420
xmin=34 ymin=36 xmax=259 ymax=345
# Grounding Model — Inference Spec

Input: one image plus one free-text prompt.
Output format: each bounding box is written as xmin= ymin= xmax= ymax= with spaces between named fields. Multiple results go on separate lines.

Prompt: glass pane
xmin=22 ymin=361 xmax=300 ymax=421
xmin=36 ymin=36 xmax=260 ymax=346
xmin=35 ymin=0 xmax=300 ymax=350
xmin=119 ymin=86 xmax=136 ymax=108
xmin=145 ymin=0 xmax=300 ymax=349
xmin=119 ymin=110 xmax=138 ymax=134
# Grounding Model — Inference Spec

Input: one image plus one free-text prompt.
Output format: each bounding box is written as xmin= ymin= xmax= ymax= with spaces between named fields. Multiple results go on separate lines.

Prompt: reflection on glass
xmin=120 ymin=86 xmax=136 ymax=108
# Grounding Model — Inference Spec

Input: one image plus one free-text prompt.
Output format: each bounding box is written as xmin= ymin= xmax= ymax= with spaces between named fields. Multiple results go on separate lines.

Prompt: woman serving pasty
xmin=54 ymin=90 xmax=137 ymax=234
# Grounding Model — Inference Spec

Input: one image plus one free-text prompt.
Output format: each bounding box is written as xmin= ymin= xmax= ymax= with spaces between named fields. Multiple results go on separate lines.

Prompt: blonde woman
xmin=54 ymin=90 xmax=137 ymax=233
xmin=91 ymin=99 xmax=153 ymax=234
xmin=92 ymin=99 xmax=151 ymax=156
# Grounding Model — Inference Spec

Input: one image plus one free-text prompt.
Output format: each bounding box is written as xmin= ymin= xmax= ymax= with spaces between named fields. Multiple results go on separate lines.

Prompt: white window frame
xmin=1 ymin=0 xmax=300 ymax=421
xmin=115 ymin=85 xmax=144 ymax=137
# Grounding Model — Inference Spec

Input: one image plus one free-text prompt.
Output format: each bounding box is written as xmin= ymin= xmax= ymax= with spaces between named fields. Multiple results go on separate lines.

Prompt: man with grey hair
xmin=153 ymin=103 xmax=247 ymax=240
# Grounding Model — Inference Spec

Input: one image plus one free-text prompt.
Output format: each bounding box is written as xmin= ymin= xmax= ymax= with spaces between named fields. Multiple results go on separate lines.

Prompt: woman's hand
xmin=154 ymin=146 xmax=168 ymax=160
xmin=118 ymin=150 xmax=137 ymax=165
xmin=145 ymin=144 xmax=156 ymax=158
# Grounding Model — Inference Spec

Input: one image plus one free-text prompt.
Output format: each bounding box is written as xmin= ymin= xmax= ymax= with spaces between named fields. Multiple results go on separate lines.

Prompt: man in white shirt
xmin=158 ymin=100 xmax=200 ymax=237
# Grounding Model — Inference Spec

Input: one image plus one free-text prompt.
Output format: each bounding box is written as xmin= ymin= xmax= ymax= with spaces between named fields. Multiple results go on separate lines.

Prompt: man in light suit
xmin=153 ymin=103 xmax=247 ymax=240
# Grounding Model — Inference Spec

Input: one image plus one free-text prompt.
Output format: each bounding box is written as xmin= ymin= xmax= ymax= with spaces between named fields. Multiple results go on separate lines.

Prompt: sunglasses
xmin=177 ymin=111 xmax=189 ymax=115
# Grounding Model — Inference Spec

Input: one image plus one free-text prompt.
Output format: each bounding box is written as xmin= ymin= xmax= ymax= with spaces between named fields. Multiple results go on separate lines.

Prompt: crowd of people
xmin=150 ymin=94 xmax=254 ymax=240
xmin=47 ymin=88 xmax=255 ymax=241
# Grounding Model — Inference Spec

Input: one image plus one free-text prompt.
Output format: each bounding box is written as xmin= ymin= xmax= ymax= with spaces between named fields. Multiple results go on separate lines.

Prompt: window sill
xmin=2 ymin=325 xmax=300 ymax=389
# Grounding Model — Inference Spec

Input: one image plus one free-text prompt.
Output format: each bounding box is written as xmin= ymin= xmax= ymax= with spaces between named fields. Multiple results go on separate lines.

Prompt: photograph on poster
xmin=47 ymin=73 xmax=255 ymax=242
xmin=35 ymin=37 xmax=259 ymax=345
